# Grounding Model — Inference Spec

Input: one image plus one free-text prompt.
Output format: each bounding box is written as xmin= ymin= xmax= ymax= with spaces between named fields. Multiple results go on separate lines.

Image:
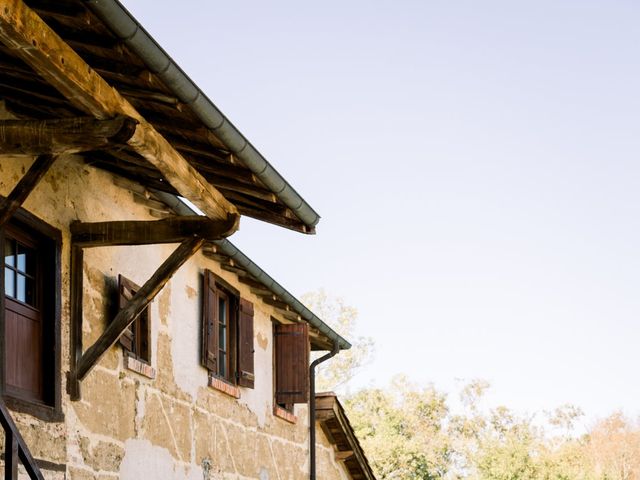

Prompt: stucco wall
xmin=0 ymin=154 xmax=351 ymax=480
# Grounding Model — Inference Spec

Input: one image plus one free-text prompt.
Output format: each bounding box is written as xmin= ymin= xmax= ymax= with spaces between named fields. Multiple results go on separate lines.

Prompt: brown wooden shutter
xmin=201 ymin=269 xmax=217 ymax=371
xmin=237 ymin=298 xmax=255 ymax=388
xmin=117 ymin=275 xmax=135 ymax=352
xmin=275 ymin=323 xmax=309 ymax=404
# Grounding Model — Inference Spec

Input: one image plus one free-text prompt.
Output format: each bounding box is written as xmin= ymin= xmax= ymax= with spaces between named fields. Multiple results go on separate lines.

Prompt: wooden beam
xmin=67 ymin=244 xmax=83 ymax=401
xmin=262 ymin=295 xmax=291 ymax=311
xmin=5 ymin=429 xmax=17 ymax=479
xmin=220 ymin=263 xmax=248 ymax=276
xmin=335 ymin=451 xmax=355 ymax=462
xmin=71 ymin=215 xmax=238 ymax=247
xmin=0 ymin=116 xmax=137 ymax=155
xmin=0 ymin=154 xmax=56 ymax=227
xmin=0 ymin=0 xmax=239 ymax=227
xmin=74 ymin=237 xmax=204 ymax=381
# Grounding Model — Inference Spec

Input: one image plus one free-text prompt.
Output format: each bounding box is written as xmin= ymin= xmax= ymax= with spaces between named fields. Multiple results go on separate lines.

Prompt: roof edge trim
xmin=212 ymin=238 xmax=351 ymax=350
xmin=83 ymin=0 xmax=321 ymax=230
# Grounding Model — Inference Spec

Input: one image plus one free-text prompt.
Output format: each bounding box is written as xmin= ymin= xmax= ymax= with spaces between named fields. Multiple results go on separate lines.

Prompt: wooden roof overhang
xmin=0 ymin=0 xmax=319 ymax=233
xmin=316 ymin=393 xmax=377 ymax=480
xmin=203 ymin=239 xmax=351 ymax=352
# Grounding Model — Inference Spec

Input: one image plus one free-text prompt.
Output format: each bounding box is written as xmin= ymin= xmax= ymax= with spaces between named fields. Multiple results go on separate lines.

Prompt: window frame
xmin=202 ymin=271 xmax=239 ymax=386
xmin=117 ymin=274 xmax=152 ymax=366
xmin=0 ymin=206 xmax=62 ymax=422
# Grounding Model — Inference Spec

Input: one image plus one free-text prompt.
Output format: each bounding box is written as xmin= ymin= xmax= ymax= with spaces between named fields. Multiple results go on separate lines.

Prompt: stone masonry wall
xmin=0 ymin=153 xmax=351 ymax=480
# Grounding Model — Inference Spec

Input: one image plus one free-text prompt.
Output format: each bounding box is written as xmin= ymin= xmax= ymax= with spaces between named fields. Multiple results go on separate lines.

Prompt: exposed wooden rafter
xmin=71 ymin=216 xmax=238 ymax=247
xmin=0 ymin=0 xmax=239 ymax=229
xmin=0 ymin=115 xmax=137 ymax=155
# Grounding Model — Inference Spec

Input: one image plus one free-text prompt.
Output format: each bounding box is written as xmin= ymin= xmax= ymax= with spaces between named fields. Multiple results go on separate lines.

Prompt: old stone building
xmin=0 ymin=0 xmax=375 ymax=479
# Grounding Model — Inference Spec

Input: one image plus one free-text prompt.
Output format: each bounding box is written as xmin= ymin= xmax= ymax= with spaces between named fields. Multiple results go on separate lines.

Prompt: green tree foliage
xmin=345 ymin=375 xmax=452 ymax=479
xmin=344 ymin=378 xmax=640 ymax=480
xmin=301 ymin=289 xmax=374 ymax=392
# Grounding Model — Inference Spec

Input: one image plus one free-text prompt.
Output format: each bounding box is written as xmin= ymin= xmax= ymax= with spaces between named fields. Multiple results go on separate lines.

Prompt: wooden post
xmin=68 ymin=245 xmax=83 ymax=401
xmin=0 ymin=154 xmax=57 ymax=228
xmin=74 ymin=237 xmax=205 ymax=381
xmin=5 ymin=430 xmax=17 ymax=480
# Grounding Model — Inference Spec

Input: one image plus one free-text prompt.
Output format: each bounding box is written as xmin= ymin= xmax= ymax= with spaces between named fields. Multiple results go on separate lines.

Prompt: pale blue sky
xmin=123 ymin=0 xmax=640 ymax=420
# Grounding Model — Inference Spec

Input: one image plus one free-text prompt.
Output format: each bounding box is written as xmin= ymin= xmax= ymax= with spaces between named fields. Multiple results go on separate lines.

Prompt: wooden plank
xmin=0 ymin=0 xmax=239 ymax=227
xmin=5 ymin=429 xmax=17 ymax=480
xmin=0 ymin=154 xmax=56 ymax=227
xmin=71 ymin=216 xmax=238 ymax=247
xmin=74 ymin=237 xmax=204 ymax=381
xmin=68 ymin=244 xmax=83 ymax=401
xmin=0 ymin=116 xmax=137 ymax=155
xmin=335 ymin=450 xmax=355 ymax=462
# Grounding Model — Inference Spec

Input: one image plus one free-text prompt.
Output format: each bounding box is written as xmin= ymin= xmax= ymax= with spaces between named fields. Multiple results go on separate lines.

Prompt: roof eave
xmin=83 ymin=0 xmax=321 ymax=232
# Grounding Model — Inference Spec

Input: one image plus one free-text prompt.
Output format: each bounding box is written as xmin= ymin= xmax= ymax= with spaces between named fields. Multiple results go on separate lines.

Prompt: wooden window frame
xmin=117 ymin=275 xmax=152 ymax=366
xmin=0 ymin=207 xmax=62 ymax=422
xmin=202 ymin=271 xmax=239 ymax=386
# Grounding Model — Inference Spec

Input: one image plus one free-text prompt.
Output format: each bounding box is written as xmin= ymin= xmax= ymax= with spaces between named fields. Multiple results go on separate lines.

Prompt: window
xmin=273 ymin=321 xmax=309 ymax=414
xmin=201 ymin=269 xmax=254 ymax=389
xmin=1 ymin=211 xmax=61 ymax=420
xmin=117 ymin=275 xmax=151 ymax=362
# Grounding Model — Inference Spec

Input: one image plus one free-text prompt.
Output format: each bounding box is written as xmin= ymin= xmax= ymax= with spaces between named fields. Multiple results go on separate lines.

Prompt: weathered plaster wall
xmin=0 ymin=155 xmax=351 ymax=480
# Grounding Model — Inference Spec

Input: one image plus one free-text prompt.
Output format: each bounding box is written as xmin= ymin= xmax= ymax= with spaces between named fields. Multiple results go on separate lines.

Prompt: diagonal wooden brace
xmin=73 ymin=236 xmax=204 ymax=383
xmin=0 ymin=154 xmax=57 ymax=228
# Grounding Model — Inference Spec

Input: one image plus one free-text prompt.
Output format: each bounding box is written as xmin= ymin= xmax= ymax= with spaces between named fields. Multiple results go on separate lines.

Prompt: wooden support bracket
xmin=71 ymin=237 xmax=204 ymax=389
xmin=71 ymin=215 xmax=239 ymax=247
xmin=0 ymin=154 xmax=57 ymax=228
xmin=0 ymin=116 xmax=138 ymax=155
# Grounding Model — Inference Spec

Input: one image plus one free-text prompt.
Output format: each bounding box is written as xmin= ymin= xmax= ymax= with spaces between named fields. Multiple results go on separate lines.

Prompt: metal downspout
xmin=309 ymin=342 xmax=340 ymax=480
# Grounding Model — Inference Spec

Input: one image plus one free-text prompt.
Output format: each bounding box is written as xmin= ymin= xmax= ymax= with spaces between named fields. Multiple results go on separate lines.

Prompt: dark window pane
xmin=218 ymin=353 xmax=226 ymax=378
xmin=219 ymin=324 xmax=226 ymax=350
xmin=16 ymin=244 xmax=35 ymax=275
xmin=5 ymin=268 xmax=14 ymax=297
xmin=4 ymin=240 xmax=15 ymax=267
xmin=218 ymin=298 xmax=226 ymax=325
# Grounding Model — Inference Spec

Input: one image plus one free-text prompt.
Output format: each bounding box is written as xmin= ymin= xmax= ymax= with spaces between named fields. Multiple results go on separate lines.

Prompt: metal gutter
xmin=212 ymin=239 xmax=351 ymax=350
xmin=83 ymin=0 xmax=321 ymax=231
xmin=151 ymin=190 xmax=350 ymax=350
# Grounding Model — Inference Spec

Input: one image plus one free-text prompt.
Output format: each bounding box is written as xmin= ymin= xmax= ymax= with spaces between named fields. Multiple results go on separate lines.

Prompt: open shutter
xmin=237 ymin=298 xmax=255 ymax=388
xmin=117 ymin=275 xmax=135 ymax=352
xmin=275 ymin=323 xmax=309 ymax=404
xmin=201 ymin=269 xmax=217 ymax=371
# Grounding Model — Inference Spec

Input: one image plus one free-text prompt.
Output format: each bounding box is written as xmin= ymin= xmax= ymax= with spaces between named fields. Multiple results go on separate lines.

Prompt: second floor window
xmin=202 ymin=269 xmax=254 ymax=388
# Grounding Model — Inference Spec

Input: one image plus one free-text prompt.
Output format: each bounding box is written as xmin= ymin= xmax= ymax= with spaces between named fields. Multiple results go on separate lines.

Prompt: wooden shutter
xmin=237 ymin=298 xmax=255 ymax=388
xmin=117 ymin=275 xmax=135 ymax=352
xmin=201 ymin=269 xmax=217 ymax=371
xmin=275 ymin=323 xmax=309 ymax=404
